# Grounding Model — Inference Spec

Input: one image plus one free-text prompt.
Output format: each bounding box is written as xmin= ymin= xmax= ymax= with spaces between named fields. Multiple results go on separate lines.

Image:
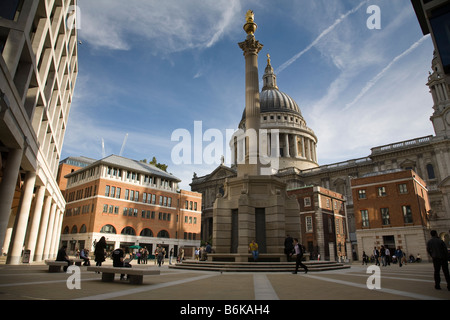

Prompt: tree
xmin=150 ymin=157 xmax=168 ymax=172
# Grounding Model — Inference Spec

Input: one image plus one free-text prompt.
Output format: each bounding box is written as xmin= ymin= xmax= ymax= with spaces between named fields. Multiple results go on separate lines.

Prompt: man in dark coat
xmin=427 ymin=230 xmax=450 ymax=290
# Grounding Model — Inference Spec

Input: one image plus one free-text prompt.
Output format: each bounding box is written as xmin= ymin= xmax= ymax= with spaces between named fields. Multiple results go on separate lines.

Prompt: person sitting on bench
xmin=111 ymin=247 xmax=132 ymax=280
xmin=56 ymin=246 xmax=71 ymax=272
xmin=80 ymin=248 xmax=91 ymax=266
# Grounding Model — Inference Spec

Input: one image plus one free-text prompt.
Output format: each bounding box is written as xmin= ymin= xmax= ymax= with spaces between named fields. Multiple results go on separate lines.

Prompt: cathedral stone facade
xmin=192 ymin=38 xmax=450 ymax=260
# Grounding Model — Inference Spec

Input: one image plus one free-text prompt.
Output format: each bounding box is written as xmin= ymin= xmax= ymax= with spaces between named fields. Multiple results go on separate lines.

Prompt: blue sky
xmin=62 ymin=0 xmax=436 ymax=190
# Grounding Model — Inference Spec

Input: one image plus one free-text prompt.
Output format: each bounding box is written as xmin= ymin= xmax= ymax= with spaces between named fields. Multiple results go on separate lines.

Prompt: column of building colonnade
xmin=0 ymin=151 xmax=65 ymax=264
xmin=233 ymin=131 xmax=318 ymax=166
xmin=268 ymin=132 xmax=318 ymax=161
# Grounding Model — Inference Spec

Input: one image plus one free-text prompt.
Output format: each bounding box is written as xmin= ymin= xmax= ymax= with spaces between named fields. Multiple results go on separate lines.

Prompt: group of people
xmin=359 ymin=230 xmax=449 ymax=291
xmin=136 ymin=247 xmax=149 ymax=264
xmin=362 ymin=245 xmax=408 ymax=267
xmin=194 ymin=242 xmax=212 ymax=261
xmin=363 ymin=246 xmax=424 ymax=268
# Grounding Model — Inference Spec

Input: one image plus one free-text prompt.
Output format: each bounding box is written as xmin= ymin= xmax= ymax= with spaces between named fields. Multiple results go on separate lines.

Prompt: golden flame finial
xmin=246 ymin=10 xmax=255 ymax=23
xmin=244 ymin=10 xmax=257 ymax=35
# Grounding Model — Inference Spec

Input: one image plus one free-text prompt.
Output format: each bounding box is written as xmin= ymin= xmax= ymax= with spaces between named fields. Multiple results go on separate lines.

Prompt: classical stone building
xmin=0 ymin=0 xmax=78 ymax=264
xmin=192 ymin=14 xmax=450 ymax=261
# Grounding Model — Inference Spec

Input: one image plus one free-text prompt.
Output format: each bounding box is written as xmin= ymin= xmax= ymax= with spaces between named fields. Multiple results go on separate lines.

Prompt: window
xmin=108 ymin=205 xmax=114 ymax=213
xmin=130 ymin=190 xmax=134 ymax=202
xmin=157 ymin=230 xmax=170 ymax=238
xmin=143 ymin=193 xmax=147 ymax=203
xmin=114 ymin=206 xmax=119 ymax=215
xmin=306 ymin=216 xmax=313 ymax=233
xmin=381 ymin=208 xmax=390 ymax=225
xmin=304 ymin=197 xmax=311 ymax=207
xmin=168 ymin=197 xmax=172 ymax=207
xmin=134 ymin=191 xmax=139 ymax=202
xmin=100 ymin=224 xmax=116 ymax=234
xmin=105 ymin=185 xmax=110 ymax=197
xmin=377 ymin=187 xmax=387 ymax=197
xmin=398 ymin=184 xmax=408 ymax=194
xmin=426 ymin=164 xmax=436 ymax=179
xmin=402 ymin=206 xmax=413 ymax=224
xmin=358 ymin=189 xmax=367 ymax=199
xmin=125 ymin=189 xmax=129 ymax=200
xmin=103 ymin=204 xmax=108 ymax=213
xmin=121 ymin=227 xmax=136 ymax=235
xmin=116 ymin=187 xmax=121 ymax=199
xmin=110 ymin=186 xmax=115 ymax=198
xmin=361 ymin=210 xmax=369 ymax=227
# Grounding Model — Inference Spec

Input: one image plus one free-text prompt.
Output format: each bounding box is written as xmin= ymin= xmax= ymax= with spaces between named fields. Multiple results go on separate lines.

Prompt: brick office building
xmin=288 ymin=186 xmax=349 ymax=261
xmin=351 ymin=169 xmax=430 ymax=261
xmin=60 ymin=155 xmax=202 ymax=258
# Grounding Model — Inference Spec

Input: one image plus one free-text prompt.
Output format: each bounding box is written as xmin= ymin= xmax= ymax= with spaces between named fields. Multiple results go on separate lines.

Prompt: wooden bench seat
xmin=87 ymin=266 xmax=160 ymax=284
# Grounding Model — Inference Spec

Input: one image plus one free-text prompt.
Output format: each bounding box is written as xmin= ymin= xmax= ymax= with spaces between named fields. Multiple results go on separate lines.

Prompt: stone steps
xmin=168 ymin=260 xmax=351 ymax=273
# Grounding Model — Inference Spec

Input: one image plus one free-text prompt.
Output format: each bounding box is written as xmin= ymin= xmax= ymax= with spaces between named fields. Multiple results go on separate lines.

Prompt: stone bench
xmin=45 ymin=258 xmax=86 ymax=272
xmin=71 ymin=258 xmax=84 ymax=266
xmin=45 ymin=260 xmax=73 ymax=272
xmin=87 ymin=266 xmax=160 ymax=285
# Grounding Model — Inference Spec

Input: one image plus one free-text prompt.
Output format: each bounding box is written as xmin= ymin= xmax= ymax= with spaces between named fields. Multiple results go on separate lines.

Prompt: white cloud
xmin=77 ymin=0 xmax=245 ymax=53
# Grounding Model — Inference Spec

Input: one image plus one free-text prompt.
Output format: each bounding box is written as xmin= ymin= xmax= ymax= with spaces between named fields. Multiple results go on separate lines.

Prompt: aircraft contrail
xmin=276 ymin=0 xmax=369 ymax=75
xmin=343 ymin=34 xmax=430 ymax=111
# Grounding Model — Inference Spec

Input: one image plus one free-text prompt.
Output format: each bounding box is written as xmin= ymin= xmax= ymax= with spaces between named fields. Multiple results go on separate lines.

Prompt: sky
xmin=61 ymin=0 xmax=436 ymax=190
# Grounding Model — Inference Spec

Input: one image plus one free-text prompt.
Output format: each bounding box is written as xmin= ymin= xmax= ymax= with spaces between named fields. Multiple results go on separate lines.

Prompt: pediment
xmin=209 ymin=165 xmax=237 ymax=181
xmin=398 ymin=159 xmax=416 ymax=169
xmin=439 ymin=176 xmax=450 ymax=188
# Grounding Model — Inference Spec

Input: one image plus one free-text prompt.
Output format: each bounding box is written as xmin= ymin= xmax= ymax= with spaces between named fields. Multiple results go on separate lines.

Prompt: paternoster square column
xmin=238 ymin=10 xmax=263 ymax=177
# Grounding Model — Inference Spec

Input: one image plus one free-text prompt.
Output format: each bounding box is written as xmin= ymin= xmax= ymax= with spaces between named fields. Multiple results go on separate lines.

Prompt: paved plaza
xmin=0 ymin=259 xmax=448 ymax=302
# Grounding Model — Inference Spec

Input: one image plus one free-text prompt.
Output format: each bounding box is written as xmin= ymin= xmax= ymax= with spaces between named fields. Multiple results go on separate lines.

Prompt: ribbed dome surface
xmin=260 ymin=88 xmax=302 ymax=117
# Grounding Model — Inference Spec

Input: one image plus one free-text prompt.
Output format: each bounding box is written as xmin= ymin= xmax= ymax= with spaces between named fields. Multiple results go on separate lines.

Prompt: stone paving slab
xmin=0 ymin=261 xmax=448 ymax=317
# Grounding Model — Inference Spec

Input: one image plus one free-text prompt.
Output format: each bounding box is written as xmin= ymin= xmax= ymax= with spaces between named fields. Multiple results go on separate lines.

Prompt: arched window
xmin=79 ymin=224 xmax=87 ymax=233
xmin=121 ymin=226 xmax=136 ymax=236
xmin=63 ymin=226 xmax=70 ymax=234
xmin=71 ymin=225 xmax=78 ymax=234
xmin=100 ymin=224 xmax=116 ymax=234
xmin=157 ymin=230 xmax=170 ymax=238
xmin=426 ymin=164 xmax=436 ymax=179
xmin=140 ymin=228 xmax=153 ymax=237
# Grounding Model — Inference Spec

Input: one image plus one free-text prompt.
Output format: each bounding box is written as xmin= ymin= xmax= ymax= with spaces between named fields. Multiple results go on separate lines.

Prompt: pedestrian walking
xmin=362 ymin=251 xmax=368 ymax=265
xmin=291 ymin=238 xmax=308 ymax=274
xmin=426 ymin=230 xmax=450 ymax=291
xmin=284 ymin=234 xmax=294 ymax=262
xmin=373 ymin=247 xmax=380 ymax=266
xmin=394 ymin=247 xmax=404 ymax=267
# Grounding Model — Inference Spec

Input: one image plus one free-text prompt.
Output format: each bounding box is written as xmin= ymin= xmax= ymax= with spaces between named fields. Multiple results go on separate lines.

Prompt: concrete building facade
xmin=0 ymin=0 xmax=78 ymax=264
xmin=60 ymin=155 xmax=202 ymax=258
